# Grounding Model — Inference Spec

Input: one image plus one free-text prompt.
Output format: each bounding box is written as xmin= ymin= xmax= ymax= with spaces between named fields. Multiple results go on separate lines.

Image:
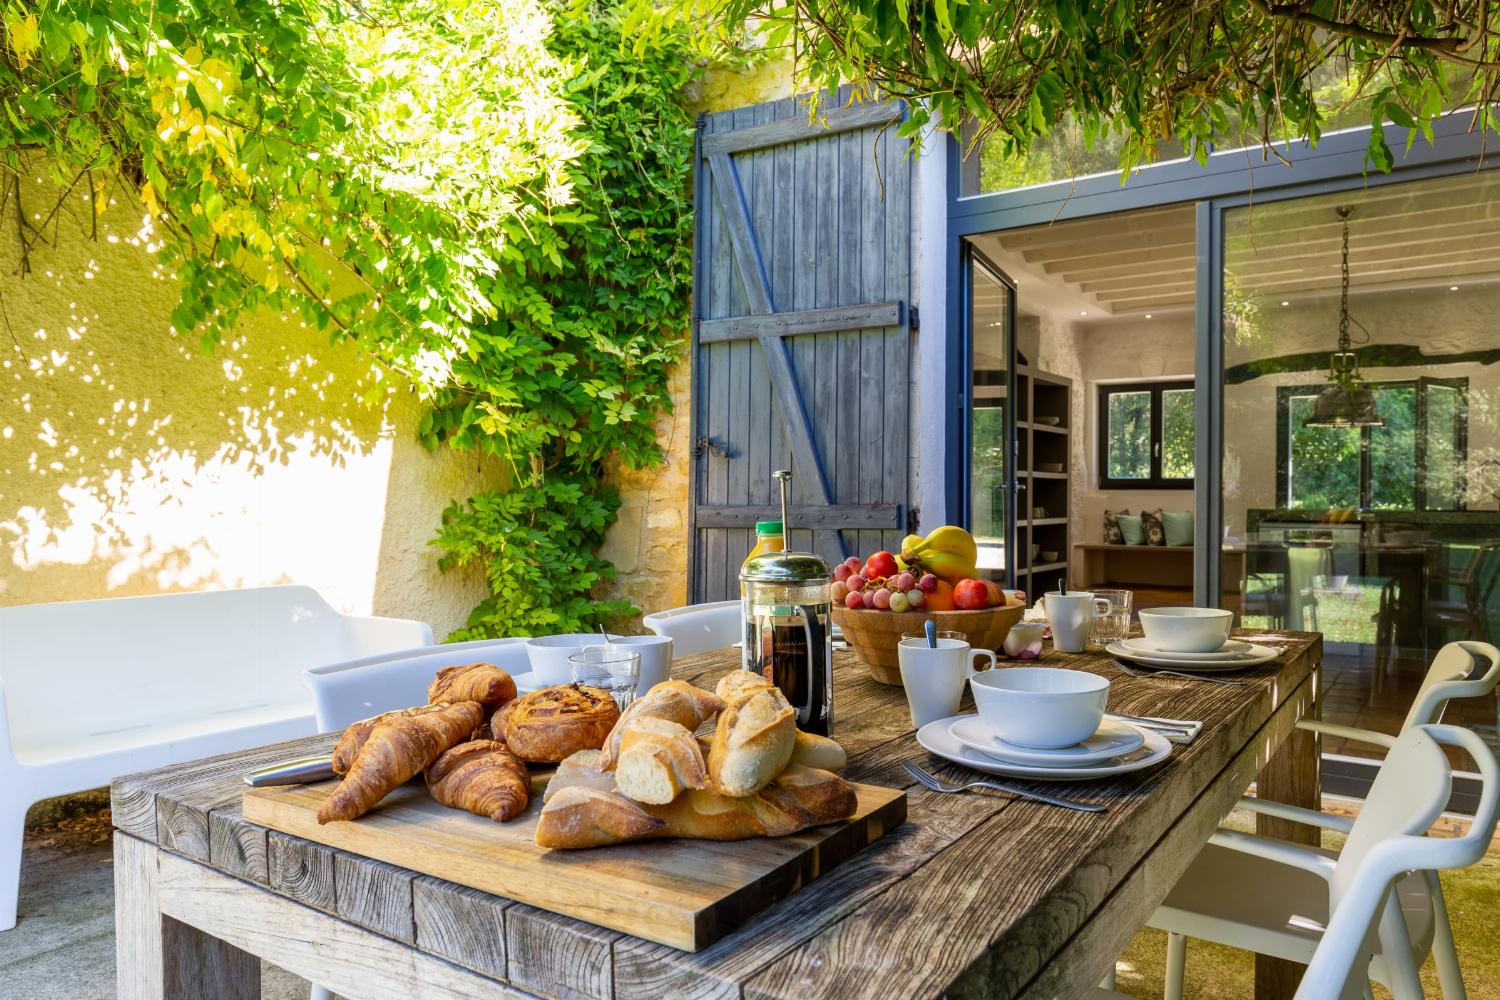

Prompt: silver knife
xmin=244 ymin=755 xmax=338 ymax=787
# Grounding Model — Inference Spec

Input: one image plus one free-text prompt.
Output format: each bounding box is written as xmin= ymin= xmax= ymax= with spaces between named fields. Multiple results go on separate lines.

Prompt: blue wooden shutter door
xmin=689 ymin=89 xmax=914 ymax=602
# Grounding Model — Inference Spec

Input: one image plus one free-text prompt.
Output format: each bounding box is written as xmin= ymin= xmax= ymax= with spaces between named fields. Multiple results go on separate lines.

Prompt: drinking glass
xmin=568 ymin=646 xmax=641 ymax=710
xmin=1089 ymin=589 xmax=1134 ymax=648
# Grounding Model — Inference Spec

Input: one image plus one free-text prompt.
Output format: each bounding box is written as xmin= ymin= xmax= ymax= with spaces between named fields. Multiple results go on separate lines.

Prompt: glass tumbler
xmin=568 ymin=646 xmax=641 ymax=710
xmin=1089 ymin=589 xmax=1134 ymax=648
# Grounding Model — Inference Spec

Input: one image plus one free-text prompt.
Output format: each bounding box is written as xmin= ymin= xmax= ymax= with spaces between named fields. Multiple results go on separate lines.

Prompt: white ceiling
xmin=967 ymin=170 xmax=1500 ymax=321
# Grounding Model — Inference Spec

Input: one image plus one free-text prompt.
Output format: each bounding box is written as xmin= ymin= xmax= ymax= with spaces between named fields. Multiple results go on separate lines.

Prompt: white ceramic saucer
xmin=948 ymin=715 xmax=1145 ymax=767
xmin=917 ymin=715 xmax=1171 ymax=781
xmin=1118 ymin=637 xmax=1252 ymax=660
xmin=511 ymin=671 xmax=553 ymax=694
xmin=1107 ymin=641 xmax=1279 ymax=672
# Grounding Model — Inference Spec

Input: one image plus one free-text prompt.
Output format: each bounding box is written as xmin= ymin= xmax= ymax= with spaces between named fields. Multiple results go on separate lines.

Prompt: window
xmin=1098 ymin=381 xmax=1195 ymax=489
xmin=1276 ymin=378 xmax=1468 ymax=511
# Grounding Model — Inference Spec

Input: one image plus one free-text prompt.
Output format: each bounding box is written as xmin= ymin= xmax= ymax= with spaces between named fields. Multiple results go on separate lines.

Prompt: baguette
xmin=536 ymin=760 xmax=856 ymax=849
xmin=693 ymin=729 xmax=847 ymax=772
xmin=612 ymin=717 xmax=708 ymax=804
xmin=600 ymin=679 xmax=724 ymax=770
xmin=707 ymin=677 xmax=796 ymax=797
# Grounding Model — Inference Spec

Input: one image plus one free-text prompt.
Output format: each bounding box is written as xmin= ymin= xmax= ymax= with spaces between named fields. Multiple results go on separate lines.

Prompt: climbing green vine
xmin=1 ymin=0 xmax=706 ymax=636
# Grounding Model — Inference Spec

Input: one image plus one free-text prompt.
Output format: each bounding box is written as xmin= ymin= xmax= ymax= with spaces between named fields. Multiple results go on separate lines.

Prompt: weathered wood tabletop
xmin=111 ymin=630 xmax=1322 ymax=1000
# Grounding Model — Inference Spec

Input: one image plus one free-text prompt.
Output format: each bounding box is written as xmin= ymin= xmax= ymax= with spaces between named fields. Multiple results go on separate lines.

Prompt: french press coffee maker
xmin=740 ymin=470 xmax=834 ymax=735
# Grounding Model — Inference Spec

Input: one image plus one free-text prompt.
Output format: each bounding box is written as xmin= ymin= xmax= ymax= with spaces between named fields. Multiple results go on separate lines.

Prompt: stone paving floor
xmin=0 ymin=793 xmax=321 ymax=1000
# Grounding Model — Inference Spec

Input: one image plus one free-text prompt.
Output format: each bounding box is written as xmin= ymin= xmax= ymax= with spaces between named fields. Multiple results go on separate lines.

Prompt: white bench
xmin=0 ymin=585 xmax=431 ymax=931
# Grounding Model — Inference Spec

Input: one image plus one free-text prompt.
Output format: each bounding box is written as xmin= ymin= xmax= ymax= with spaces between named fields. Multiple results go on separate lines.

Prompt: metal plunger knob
xmin=773 ymin=469 xmax=792 ymax=542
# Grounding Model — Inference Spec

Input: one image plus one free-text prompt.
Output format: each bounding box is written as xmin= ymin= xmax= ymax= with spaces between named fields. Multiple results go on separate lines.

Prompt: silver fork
xmin=1112 ymin=658 xmax=1244 ymax=686
xmin=903 ymin=761 xmax=1107 ymax=813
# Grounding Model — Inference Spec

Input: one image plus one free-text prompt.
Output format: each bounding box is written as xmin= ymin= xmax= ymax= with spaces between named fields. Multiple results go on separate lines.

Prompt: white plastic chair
xmin=1142 ymin=723 xmax=1499 ymax=1000
xmin=0 ymin=586 xmax=431 ymax=931
xmin=1093 ymin=724 xmax=1498 ymax=1000
xmin=642 ymin=601 xmax=740 ymax=657
xmin=1296 ymin=640 xmax=1500 ymax=756
xmin=304 ymin=636 xmax=531 ymax=731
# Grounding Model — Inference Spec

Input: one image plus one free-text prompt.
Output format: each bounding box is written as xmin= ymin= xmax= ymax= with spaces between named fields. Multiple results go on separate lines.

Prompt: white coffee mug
xmin=897 ymin=637 xmax=997 ymax=728
xmin=1043 ymin=592 xmax=1095 ymax=653
xmin=603 ymin=634 xmax=673 ymax=693
xmin=527 ymin=633 xmax=621 ymax=685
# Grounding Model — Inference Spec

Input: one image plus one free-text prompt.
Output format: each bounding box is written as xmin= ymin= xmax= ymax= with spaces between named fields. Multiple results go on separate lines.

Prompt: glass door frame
xmin=958 ymin=242 xmax=1019 ymax=586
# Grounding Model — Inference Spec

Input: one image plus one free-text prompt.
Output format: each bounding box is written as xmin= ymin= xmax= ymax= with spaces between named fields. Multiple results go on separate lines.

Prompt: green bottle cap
xmin=754 ymin=521 xmax=784 ymax=535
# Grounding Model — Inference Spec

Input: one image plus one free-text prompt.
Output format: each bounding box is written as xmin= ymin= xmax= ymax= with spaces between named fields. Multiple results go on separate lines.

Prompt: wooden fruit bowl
xmin=832 ymin=601 xmax=1027 ymax=686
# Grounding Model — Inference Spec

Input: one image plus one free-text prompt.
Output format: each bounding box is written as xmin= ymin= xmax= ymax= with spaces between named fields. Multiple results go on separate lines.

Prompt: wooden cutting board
xmin=243 ymin=777 xmax=905 ymax=951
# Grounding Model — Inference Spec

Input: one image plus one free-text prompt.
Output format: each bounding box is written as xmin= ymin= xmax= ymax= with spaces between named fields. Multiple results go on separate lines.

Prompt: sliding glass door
xmin=965 ymin=248 xmax=1017 ymax=586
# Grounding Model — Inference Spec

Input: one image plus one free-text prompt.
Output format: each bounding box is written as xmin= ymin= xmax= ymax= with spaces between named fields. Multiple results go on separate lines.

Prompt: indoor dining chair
xmin=1143 ymin=723 xmax=1499 ymax=1000
xmin=642 ymin=600 xmax=741 ymax=657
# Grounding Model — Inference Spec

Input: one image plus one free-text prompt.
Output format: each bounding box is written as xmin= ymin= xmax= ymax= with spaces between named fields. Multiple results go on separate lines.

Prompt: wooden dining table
xmin=111 ymin=629 xmax=1323 ymax=1000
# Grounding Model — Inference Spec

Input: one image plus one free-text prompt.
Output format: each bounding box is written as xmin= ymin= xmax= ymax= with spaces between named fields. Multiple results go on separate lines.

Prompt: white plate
xmin=1106 ymin=641 xmax=1280 ymax=672
xmin=917 ymin=715 xmax=1171 ymax=781
xmin=948 ymin=715 xmax=1145 ymax=767
xmin=1118 ymin=637 xmax=1253 ymax=660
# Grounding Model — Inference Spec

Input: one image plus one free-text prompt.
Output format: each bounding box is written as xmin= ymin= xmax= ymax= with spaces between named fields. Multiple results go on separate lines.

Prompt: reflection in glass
xmin=969 ymin=256 xmax=1011 ymax=582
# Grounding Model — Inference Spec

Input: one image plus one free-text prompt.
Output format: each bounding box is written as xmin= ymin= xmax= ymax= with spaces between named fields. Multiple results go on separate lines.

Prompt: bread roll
xmin=707 ymin=682 xmax=796 ymax=797
xmin=715 ymin=670 xmax=777 ymax=703
xmin=790 ymin=730 xmax=847 ymax=772
xmin=536 ymin=760 xmax=857 ymax=849
xmin=428 ymin=663 xmax=517 ymax=715
xmin=425 ymin=739 xmax=530 ymax=822
xmin=612 ymin=717 xmax=708 ymax=804
xmin=492 ymin=684 xmax=620 ymax=763
xmin=600 ymin=679 xmax=724 ymax=770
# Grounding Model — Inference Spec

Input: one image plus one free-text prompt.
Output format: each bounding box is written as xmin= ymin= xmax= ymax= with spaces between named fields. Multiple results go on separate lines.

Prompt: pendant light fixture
xmin=1305 ymin=206 xmax=1384 ymax=428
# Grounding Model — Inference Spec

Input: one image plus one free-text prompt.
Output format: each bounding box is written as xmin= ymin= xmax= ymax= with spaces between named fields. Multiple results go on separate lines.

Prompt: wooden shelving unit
xmin=1014 ymin=364 xmax=1073 ymax=598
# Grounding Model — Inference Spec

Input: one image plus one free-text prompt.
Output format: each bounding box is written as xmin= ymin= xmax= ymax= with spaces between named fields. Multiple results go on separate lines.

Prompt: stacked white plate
xmin=916 ymin=713 xmax=1171 ymax=781
xmin=1106 ymin=637 xmax=1280 ymax=672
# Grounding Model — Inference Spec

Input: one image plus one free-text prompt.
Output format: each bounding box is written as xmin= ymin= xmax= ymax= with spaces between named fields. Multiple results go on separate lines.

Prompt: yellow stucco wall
xmin=2 ymin=58 xmax=801 ymax=633
xmin=0 ymin=174 xmax=501 ymax=637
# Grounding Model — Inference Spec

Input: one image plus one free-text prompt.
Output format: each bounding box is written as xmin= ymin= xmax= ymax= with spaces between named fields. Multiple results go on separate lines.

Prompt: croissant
xmin=426 ymin=739 xmax=531 ymax=822
xmin=318 ymin=700 xmax=484 ymax=823
xmin=600 ymin=679 xmax=724 ymax=770
xmin=331 ymin=704 xmax=457 ymax=776
xmin=428 ymin=663 xmax=517 ymax=715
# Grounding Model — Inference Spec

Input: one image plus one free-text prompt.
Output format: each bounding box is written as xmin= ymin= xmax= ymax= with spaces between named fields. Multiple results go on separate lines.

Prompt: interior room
xmin=966 ymin=182 xmax=1500 ymax=764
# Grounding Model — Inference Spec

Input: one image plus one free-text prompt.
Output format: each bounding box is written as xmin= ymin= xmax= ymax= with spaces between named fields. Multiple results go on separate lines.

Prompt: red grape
xmin=830 ymin=581 xmax=849 ymax=602
xmin=906 ymin=588 xmax=925 ymax=608
xmin=847 ymin=574 xmax=866 ymax=591
xmin=917 ymin=573 xmax=938 ymax=593
xmin=844 ymin=590 xmax=864 ymax=609
xmin=872 ymin=587 xmax=892 ymax=610
xmin=833 ymin=564 xmax=850 ymax=582
xmin=844 ymin=556 xmax=862 ymax=573
xmin=895 ymin=571 xmax=915 ymax=592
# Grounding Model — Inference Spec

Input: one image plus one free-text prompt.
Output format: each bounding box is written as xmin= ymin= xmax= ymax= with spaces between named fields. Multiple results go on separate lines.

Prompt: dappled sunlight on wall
xmin=0 ymin=171 xmax=500 ymax=636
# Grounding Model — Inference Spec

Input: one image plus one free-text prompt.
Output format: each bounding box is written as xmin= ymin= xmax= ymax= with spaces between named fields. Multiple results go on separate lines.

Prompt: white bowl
xmin=1137 ymin=607 xmax=1233 ymax=653
xmin=526 ymin=633 xmax=621 ymax=685
xmin=969 ymin=667 xmax=1110 ymax=749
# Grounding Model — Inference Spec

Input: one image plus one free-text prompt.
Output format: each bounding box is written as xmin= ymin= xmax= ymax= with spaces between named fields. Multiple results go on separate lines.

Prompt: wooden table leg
xmin=114 ymin=832 xmax=260 ymax=1000
xmin=1252 ymin=661 xmax=1322 ymax=1000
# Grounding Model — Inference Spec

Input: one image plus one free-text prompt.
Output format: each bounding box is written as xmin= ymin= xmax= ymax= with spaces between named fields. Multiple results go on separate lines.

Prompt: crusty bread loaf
xmin=599 ymin=679 xmax=724 ymax=770
xmin=790 ymin=730 xmax=847 ymax=771
xmin=491 ymin=684 xmax=620 ymax=764
xmin=707 ymin=677 xmax=796 ymax=797
xmin=535 ymin=758 xmax=857 ymax=849
xmin=542 ymin=749 xmax=615 ymax=803
xmin=612 ymin=717 xmax=708 ymax=804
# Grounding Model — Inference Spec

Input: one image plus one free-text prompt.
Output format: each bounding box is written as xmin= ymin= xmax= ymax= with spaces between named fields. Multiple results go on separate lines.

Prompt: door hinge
xmin=908 ymin=305 xmax=919 ymax=333
xmin=694 ymin=436 xmax=733 ymax=460
xmin=906 ymin=506 xmax=920 ymax=535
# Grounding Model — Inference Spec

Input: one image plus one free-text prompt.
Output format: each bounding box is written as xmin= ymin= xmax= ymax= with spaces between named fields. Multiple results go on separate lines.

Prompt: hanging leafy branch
xmin=1 ymin=0 xmax=705 ymax=636
xmin=638 ymin=0 xmax=1500 ymax=172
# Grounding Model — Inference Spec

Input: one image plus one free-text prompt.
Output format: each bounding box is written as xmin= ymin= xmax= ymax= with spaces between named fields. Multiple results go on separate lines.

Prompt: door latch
xmin=694 ymin=436 xmax=733 ymax=460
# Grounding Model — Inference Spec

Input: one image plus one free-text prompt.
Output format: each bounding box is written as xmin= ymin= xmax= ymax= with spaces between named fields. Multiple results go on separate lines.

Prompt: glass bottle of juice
xmin=740 ymin=521 xmax=786 ymax=597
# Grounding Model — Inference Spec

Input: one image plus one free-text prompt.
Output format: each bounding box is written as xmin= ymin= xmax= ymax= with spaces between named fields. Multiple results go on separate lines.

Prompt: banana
xmin=917 ymin=549 xmax=977 ymax=584
xmin=899 ymin=533 xmax=925 ymax=559
xmin=909 ymin=525 xmax=978 ymax=566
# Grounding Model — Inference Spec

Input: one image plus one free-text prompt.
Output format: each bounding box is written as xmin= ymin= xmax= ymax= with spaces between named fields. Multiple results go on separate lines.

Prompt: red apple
xmin=980 ymin=580 xmax=1005 ymax=608
xmin=863 ymin=550 xmax=899 ymax=581
xmin=953 ymin=578 xmax=990 ymax=611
